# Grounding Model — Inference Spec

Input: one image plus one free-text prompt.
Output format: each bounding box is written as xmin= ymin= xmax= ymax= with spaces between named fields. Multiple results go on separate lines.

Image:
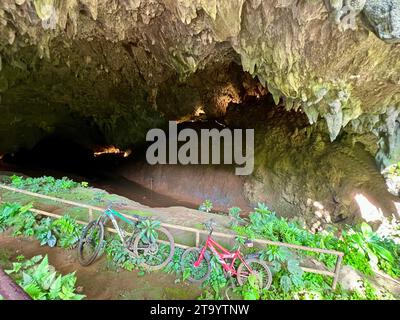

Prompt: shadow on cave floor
xmin=0 ymin=136 xmax=200 ymax=211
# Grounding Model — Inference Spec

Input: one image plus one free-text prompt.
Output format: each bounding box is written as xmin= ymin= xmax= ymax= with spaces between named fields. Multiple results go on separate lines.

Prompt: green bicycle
xmin=77 ymin=204 xmax=175 ymax=271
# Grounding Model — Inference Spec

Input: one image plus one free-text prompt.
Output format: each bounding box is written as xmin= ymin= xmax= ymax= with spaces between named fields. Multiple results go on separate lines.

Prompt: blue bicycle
xmin=77 ymin=205 xmax=175 ymax=271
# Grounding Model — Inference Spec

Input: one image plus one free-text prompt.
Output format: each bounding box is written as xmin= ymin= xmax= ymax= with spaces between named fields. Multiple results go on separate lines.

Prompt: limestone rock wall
xmin=0 ymin=0 xmax=399 ymax=162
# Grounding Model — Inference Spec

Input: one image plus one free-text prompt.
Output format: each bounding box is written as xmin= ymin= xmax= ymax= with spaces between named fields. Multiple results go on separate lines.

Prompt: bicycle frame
xmin=194 ymin=234 xmax=253 ymax=276
xmin=99 ymin=208 xmax=137 ymax=247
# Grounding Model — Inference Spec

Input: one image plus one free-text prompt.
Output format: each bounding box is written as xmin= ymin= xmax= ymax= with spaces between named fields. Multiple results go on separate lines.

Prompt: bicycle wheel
xmin=180 ymin=247 xmax=211 ymax=284
xmin=77 ymin=220 xmax=104 ymax=266
xmin=132 ymin=227 xmax=175 ymax=271
xmin=237 ymin=258 xmax=272 ymax=290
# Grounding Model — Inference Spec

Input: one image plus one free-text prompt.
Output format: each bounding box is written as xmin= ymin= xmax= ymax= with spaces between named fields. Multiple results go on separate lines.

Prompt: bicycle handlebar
xmin=203 ymin=219 xmax=217 ymax=232
xmin=130 ymin=213 xmax=147 ymax=221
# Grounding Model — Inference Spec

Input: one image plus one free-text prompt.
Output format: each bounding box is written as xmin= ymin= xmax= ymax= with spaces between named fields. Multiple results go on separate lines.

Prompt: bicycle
xmin=77 ymin=204 xmax=175 ymax=271
xmin=180 ymin=219 xmax=272 ymax=290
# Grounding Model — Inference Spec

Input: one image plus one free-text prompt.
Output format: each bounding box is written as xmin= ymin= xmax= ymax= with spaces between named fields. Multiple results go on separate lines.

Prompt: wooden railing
xmin=0 ymin=184 xmax=344 ymax=289
xmin=0 ymin=268 xmax=31 ymax=300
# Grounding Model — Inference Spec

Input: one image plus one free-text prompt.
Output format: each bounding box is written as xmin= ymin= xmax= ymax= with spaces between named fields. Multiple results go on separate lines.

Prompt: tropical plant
xmin=104 ymin=236 xmax=138 ymax=271
xmin=0 ymin=203 xmax=35 ymax=236
xmin=5 ymin=255 xmax=85 ymax=300
xmin=240 ymin=274 xmax=261 ymax=300
xmin=163 ymin=248 xmax=185 ymax=275
xmin=136 ymin=219 xmax=161 ymax=243
xmin=8 ymin=175 xmax=79 ymax=194
xmin=339 ymin=222 xmax=400 ymax=277
xmin=35 ymin=217 xmax=57 ymax=247
xmin=260 ymin=246 xmax=304 ymax=293
xmin=52 ymin=215 xmax=82 ymax=248
xmin=228 ymin=207 xmax=246 ymax=227
xmin=199 ymin=200 xmax=213 ymax=213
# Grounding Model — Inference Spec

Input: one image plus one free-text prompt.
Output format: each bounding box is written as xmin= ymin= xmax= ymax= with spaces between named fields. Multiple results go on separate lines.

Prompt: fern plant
xmin=5 ymin=255 xmax=85 ymax=300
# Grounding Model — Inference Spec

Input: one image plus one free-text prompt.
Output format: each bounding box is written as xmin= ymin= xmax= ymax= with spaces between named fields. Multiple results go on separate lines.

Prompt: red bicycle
xmin=181 ymin=220 xmax=272 ymax=290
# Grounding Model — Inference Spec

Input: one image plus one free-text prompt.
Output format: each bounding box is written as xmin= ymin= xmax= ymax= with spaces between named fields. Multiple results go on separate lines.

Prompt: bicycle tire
xmin=77 ymin=220 xmax=104 ymax=266
xmin=132 ymin=226 xmax=175 ymax=271
xmin=180 ymin=247 xmax=211 ymax=284
xmin=237 ymin=258 xmax=272 ymax=290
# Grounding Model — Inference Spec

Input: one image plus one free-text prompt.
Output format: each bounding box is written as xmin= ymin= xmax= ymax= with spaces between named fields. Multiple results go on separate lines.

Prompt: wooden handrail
xmin=0 ymin=268 xmax=31 ymax=300
xmin=0 ymin=184 xmax=344 ymax=289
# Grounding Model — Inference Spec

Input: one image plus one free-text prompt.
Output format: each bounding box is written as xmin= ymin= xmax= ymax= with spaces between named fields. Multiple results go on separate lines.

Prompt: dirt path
xmin=0 ymin=233 xmax=201 ymax=300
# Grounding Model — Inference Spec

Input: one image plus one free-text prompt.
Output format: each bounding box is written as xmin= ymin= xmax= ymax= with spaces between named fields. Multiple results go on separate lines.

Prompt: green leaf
xmin=22 ymin=272 xmax=33 ymax=286
xmin=49 ymin=275 xmax=62 ymax=299
xmin=370 ymin=243 xmax=394 ymax=263
xmin=360 ymin=222 xmax=373 ymax=237
xmin=42 ymin=271 xmax=57 ymax=291
xmin=23 ymin=282 xmax=46 ymax=300
xmin=280 ymin=275 xmax=292 ymax=293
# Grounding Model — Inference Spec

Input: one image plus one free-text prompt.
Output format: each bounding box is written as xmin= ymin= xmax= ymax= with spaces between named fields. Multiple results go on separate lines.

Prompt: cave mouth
xmin=0 ymin=56 xmax=397 ymax=226
xmin=0 ymin=86 xmax=282 ymax=213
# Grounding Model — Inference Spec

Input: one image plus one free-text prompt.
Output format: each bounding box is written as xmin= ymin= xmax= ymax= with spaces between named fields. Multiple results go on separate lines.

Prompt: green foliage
xmin=205 ymin=257 xmax=228 ymax=297
xmin=387 ymin=162 xmax=400 ymax=176
xmin=196 ymin=257 xmax=228 ymax=300
xmin=163 ymin=247 xmax=185 ymax=275
xmin=51 ymin=215 xmax=82 ymax=248
xmin=260 ymin=246 xmax=304 ymax=293
xmin=199 ymin=200 xmax=213 ymax=213
xmin=231 ymin=203 xmax=400 ymax=299
xmin=5 ymin=255 xmax=85 ymax=300
xmin=241 ymin=274 xmax=261 ymax=300
xmin=104 ymin=236 xmax=141 ymax=271
xmin=35 ymin=218 xmax=57 ymax=247
xmin=81 ymin=181 xmax=89 ymax=188
xmin=136 ymin=219 xmax=161 ymax=243
xmin=8 ymin=175 xmax=79 ymax=194
xmin=0 ymin=203 xmax=35 ymax=236
xmin=0 ymin=203 xmax=82 ymax=249
xmin=0 ymin=203 xmax=21 ymax=231
xmin=228 ymin=207 xmax=246 ymax=227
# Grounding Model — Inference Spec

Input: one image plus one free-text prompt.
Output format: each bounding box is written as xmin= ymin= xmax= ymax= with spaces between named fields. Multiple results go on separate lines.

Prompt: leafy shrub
xmin=232 ymin=202 xmax=400 ymax=298
xmin=199 ymin=200 xmax=213 ymax=213
xmin=5 ymin=255 xmax=85 ymax=300
xmin=260 ymin=246 xmax=304 ymax=293
xmin=0 ymin=203 xmax=82 ymax=249
xmin=228 ymin=207 xmax=246 ymax=227
xmin=163 ymin=247 xmax=185 ymax=276
xmin=0 ymin=203 xmax=35 ymax=236
xmin=104 ymin=236 xmax=139 ymax=271
xmin=8 ymin=175 xmax=79 ymax=194
xmin=136 ymin=219 xmax=161 ymax=243
xmin=51 ymin=215 xmax=82 ymax=248
xmin=240 ymin=274 xmax=261 ymax=300
xmin=35 ymin=218 xmax=57 ymax=247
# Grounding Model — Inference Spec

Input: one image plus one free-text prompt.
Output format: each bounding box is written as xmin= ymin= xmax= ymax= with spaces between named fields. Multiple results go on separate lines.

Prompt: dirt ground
xmin=0 ymin=232 xmax=201 ymax=300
